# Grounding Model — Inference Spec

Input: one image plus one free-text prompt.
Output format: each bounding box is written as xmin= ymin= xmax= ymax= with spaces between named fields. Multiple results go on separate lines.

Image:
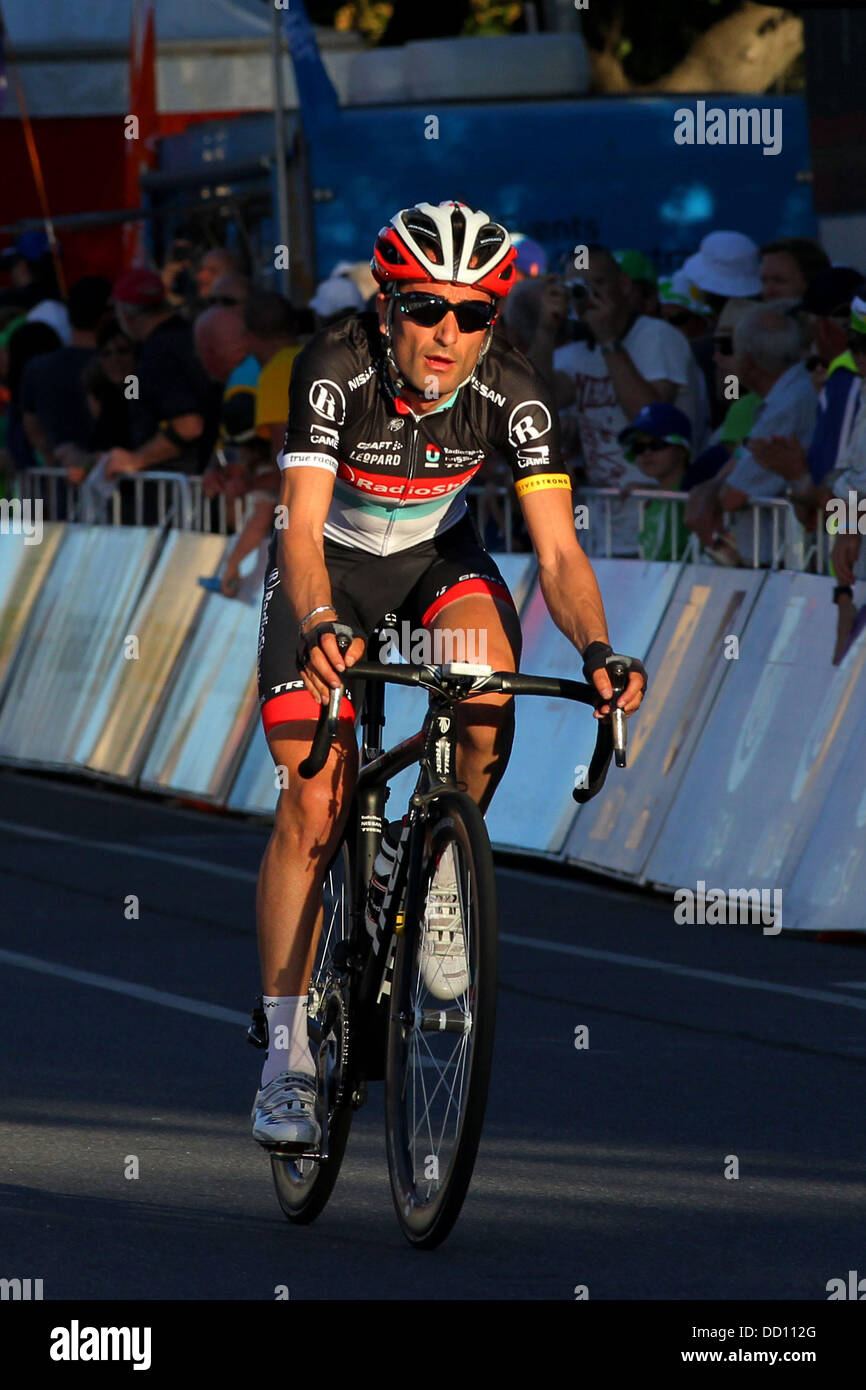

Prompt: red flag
xmin=123 ymin=0 xmax=158 ymax=269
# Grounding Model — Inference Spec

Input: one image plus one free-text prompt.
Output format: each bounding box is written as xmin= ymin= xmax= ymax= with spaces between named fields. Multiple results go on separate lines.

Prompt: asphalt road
xmin=1 ymin=768 xmax=864 ymax=1301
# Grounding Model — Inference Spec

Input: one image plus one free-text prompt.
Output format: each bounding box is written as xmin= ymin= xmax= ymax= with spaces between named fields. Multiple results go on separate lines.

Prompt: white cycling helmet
xmin=372 ymin=200 xmax=517 ymax=298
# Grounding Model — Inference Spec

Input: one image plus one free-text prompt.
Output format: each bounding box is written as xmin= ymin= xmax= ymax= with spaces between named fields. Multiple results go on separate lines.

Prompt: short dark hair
xmin=67 ymin=276 xmax=112 ymax=332
xmin=244 ymin=290 xmax=298 ymax=339
xmin=759 ymin=238 xmax=831 ymax=287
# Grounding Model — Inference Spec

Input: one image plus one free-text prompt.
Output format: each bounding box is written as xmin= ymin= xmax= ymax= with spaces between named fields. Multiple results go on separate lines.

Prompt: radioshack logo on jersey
xmin=508 ymin=400 xmax=552 ymax=448
xmin=309 ymin=379 xmax=346 ymax=426
xmin=516 ymin=445 xmax=551 ymax=468
xmin=424 ymin=445 xmax=442 ymax=466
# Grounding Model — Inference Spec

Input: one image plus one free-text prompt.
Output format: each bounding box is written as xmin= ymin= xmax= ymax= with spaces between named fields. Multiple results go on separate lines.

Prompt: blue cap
xmin=511 ymin=234 xmax=547 ymax=277
xmin=0 ymin=229 xmax=53 ymax=265
xmin=618 ymin=402 xmax=692 ymax=461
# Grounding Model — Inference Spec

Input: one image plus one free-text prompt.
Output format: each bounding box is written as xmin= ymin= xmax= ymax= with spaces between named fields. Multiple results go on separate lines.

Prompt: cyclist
xmin=252 ymin=201 xmax=647 ymax=1147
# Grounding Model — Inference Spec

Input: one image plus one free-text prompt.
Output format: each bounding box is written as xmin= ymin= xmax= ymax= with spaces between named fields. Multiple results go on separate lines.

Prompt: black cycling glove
xmin=582 ymin=643 xmax=648 ymax=695
xmin=296 ymin=621 xmax=355 ymax=673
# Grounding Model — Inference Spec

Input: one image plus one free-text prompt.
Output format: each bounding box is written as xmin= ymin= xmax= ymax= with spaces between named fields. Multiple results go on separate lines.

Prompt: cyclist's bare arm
xmin=276 ymin=467 xmax=364 ymax=703
xmin=519 ymin=487 xmax=644 ymax=717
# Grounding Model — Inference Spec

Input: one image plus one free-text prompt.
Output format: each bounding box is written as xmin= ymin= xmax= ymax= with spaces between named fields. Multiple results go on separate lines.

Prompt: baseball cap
xmin=795 ymin=266 xmax=864 ymax=317
xmin=659 ymin=267 xmax=713 ymax=317
xmin=0 ymin=229 xmax=53 ymax=266
xmin=682 ymin=231 xmax=761 ymax=298
xmin=309 ymin=275 xmax=364 ymax=318
xmin=112 ymin=267 xmax=166 ymax=308
xmin=619 ymin=402 xmax=692 ymax=461
xmin=850 ymin=293 xmax=866 ymax=336
xmin=511 ymin=234 xmax=548 ymax=278
xmin=0 ymin=313 xmax=28 ymax=347
xmin=614 ymin=249 xmax=657 ymax=286
xmin=27 ymin=299 xmax=72 ymax=345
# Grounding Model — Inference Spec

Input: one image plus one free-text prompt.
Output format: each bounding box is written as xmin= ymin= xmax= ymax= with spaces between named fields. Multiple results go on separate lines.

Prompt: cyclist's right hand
xmin=298 ymin=622 xmax=365 ymax=704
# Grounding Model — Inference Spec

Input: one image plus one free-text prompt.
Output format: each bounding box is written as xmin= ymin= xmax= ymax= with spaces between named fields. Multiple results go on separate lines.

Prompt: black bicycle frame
xmin=350 ymin=674 xmax=467 ymax=1018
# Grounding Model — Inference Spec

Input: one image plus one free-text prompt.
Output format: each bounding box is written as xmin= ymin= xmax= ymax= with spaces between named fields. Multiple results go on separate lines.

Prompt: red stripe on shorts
xmin=261 ymin=688 xmax=357 ymax=735
xmin=421 ymin=577 xmax=514 ymax=628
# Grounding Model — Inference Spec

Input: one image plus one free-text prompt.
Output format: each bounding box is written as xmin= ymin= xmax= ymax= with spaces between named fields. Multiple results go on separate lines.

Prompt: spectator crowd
xmin=1 ymin=221 xmax=864 ymax=652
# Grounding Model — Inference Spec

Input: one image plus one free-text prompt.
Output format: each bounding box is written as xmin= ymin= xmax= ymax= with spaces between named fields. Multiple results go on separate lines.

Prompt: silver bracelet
xmin=298 ymin=604 xmax=336 ymax=635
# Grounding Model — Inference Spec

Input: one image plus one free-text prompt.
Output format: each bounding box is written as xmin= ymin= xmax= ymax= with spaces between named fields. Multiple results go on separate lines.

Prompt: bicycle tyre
xmin=270 ymin=839 xmax=355 ymax=1225
xmin=384 ymin=791 xmax=498 ymax=1249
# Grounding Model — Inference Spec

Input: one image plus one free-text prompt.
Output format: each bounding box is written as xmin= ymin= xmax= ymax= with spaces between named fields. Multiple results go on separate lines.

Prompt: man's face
xmin=633 ymin=440 xmax=686 ymax=486
xmin=760 ymin=252 xmax=806 ymax=301
xmin=10 ymin=258 xmax=32 ymax=288
xmin=583 ymin=255 xmax=631 ymax=318
xmin=197 ymin=252 xmax=230 ymax=297
xmin=377 ymin=280 xmax=495 ymax=397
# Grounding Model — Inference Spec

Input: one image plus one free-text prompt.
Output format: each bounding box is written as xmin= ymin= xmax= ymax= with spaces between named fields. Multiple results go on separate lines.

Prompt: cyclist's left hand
xmin=591 ymin=666 xmax=646 ymax=719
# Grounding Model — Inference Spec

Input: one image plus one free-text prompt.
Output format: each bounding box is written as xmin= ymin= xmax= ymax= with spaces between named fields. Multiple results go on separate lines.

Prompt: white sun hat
xmin=682 ymin=231 xmax=761 ymax=298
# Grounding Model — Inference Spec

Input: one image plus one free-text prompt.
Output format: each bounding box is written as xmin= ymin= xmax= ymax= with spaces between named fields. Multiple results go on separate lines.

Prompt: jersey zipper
xmin=381 ymin=418 xmax=417 ymax=556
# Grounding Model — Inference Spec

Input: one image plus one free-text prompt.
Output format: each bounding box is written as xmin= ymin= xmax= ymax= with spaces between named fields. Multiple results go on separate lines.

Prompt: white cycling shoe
xmin=251 ymin=1071 xmax=320 ymax=1149
xmin=419 ymin=844 xmax=470 ymax=1002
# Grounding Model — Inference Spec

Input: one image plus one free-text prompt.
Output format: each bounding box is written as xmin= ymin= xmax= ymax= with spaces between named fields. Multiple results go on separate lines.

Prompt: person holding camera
xmin=552 ymin=245 xmax=709 ymax=556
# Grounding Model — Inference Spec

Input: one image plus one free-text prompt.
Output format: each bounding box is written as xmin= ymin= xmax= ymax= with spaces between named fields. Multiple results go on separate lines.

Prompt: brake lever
xmin=607 ymin=659 xmax=629 ymax=768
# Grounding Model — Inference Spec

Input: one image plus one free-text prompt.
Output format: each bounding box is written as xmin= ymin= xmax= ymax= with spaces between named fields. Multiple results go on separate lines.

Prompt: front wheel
xmin=385 ymin=792 xmax=498 ymax=1249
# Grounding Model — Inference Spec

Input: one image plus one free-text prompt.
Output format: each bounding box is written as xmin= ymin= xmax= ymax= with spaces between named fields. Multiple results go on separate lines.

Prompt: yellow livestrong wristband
xmin=514 ymin=472 xmax=572 ymax=499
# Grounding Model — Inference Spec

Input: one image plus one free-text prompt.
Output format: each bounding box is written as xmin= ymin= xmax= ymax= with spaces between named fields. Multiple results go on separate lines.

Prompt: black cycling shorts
xmin=257 ymin=514 xmax=516 ymax=732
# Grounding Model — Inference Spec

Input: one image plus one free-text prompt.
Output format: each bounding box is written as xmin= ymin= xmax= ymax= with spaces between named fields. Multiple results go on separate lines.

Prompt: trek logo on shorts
xmin=514 ymin=472 xmax=571 ymax=498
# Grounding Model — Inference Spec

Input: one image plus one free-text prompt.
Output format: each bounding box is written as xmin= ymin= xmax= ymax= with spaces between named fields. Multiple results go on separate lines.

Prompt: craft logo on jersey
xmin=508 ymin=400 xmax=552 ymax=448
xmin=309 ymin=379 xmax=347 ymax=426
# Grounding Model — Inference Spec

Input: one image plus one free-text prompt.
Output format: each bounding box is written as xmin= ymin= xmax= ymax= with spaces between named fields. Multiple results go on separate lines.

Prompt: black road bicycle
xmin=249 ymin=641 xmax=631 ymax=1249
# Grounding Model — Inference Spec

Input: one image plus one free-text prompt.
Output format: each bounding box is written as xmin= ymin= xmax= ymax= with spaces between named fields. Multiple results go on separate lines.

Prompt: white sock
xmin=260 ymin=995 xmax=315 ymax=1085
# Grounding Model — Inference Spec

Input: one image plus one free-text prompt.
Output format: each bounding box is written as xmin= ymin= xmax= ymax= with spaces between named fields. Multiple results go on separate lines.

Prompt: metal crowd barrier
xmin=19 ymin=469 xmax=248 ymax=534
xmin=16 ymin=470 xmax=837 ymax=573
xmin=578 ymin=488 xmax=833 ymax=572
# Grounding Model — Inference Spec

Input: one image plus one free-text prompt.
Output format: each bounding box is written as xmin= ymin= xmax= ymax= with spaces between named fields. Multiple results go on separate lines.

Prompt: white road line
xmin=499 ymin=933 xmax=866 ymax=1012
xmin=0 ymin=948 xmax=249 ymax=1025
xmin=0 ymin=817 xmax=259 ymax=884
xmin=3 ymin=818 xmax=865 ymax=1015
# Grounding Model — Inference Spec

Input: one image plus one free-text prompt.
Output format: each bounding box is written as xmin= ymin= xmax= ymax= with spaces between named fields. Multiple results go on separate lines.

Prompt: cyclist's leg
xmin=255 ymin=544 xmax=362 ymax=1025
xmin=257 ymin=714 xmax=358 ymax=998
xmin=426 ymin=591 xmax=521 ymax=813
xmin=411 ymin=518 xmax=521 ymax=814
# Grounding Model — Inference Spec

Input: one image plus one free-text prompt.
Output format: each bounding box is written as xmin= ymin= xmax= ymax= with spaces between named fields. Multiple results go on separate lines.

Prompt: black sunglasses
xmin=394 ymin=291 xmax=497 ymax=333
xmin=630 ymin=437 xmax=669 ymax=456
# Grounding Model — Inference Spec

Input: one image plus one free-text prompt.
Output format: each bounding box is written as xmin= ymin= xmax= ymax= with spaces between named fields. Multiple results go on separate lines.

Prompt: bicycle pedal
xmin=267 ymin=1142 xmax=322 ymax=1162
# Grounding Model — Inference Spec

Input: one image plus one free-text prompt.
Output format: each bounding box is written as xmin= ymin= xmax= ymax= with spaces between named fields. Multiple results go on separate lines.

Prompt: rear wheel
xmin=385 ymin=792 xmax=498 ymax=1249
xmin=270 ymin=840 xmax=355 ymax=1224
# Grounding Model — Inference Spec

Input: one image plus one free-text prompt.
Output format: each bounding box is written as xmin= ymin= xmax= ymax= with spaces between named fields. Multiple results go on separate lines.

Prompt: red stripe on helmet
xmin=372 ymin=227 xmax=434 ymax=286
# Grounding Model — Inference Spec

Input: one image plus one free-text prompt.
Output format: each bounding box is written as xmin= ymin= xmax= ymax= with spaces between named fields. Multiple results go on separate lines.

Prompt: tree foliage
xmin=312 ymin=1 xmax=804 ymax=92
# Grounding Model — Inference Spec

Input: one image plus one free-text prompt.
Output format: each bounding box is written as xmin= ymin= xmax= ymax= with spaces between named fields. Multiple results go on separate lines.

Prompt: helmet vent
xmin=403 ymin=212 xmax=444 ymax=265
